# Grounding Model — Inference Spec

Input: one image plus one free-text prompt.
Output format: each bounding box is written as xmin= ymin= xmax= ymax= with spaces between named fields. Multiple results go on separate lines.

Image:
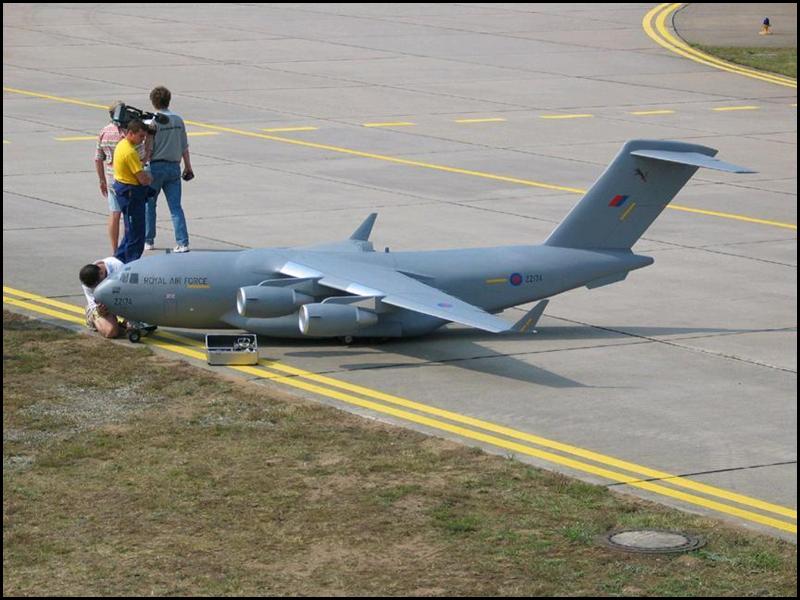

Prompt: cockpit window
xmin=120 ymin=273 xmax=129 ymax=283
xmin=129 ymin=273 xmax=139 ymax=284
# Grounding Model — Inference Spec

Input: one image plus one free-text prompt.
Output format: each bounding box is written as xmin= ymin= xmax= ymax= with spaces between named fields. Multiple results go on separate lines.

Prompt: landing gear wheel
xmin=126 ymin=323 xmax=156 ymax=343
xmin=338 ymin=335 xmax=355 ymax=345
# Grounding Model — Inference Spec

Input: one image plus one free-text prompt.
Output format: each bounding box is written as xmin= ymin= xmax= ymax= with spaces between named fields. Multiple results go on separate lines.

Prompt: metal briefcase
xmin=205 ymin=334 xmax=259 ymax=366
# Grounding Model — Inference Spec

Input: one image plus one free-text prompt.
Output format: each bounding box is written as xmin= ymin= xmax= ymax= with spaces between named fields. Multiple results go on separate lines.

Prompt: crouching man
xmin=79 ymin=257 xmax=125 ymax=338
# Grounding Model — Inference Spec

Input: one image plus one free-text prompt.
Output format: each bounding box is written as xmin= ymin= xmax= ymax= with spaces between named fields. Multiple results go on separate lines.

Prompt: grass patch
xmin=3 ymin=310 xmax=797 ymax=595
xmin=692 ymin=45 xmax=797 ymax=78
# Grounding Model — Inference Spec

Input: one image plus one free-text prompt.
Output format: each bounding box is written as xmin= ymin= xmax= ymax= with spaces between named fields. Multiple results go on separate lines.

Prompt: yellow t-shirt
xmin=112 ymin=138 xmax=144 ymax=185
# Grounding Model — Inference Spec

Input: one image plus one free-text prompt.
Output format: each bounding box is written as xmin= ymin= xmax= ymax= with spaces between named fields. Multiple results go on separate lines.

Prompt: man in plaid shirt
xmin=94 ymin=101 xmax=149 ymax=254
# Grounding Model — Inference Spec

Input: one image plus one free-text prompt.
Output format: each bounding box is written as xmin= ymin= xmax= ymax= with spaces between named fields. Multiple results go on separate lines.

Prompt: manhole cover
xmin=601 ymin=529 xmax=705 ymax=554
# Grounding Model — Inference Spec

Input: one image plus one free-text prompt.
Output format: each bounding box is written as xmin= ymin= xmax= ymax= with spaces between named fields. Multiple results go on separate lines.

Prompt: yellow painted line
xmin=540 ymin=113 xmax=593 ymax=120
xmin=3 ymin=296 xmax=85 ymax=326
xmin=250 ymin=366 xmax=797 ymax=534
xmin=55 ymin=132 xmax=217 ymax=142
xmin=3 ymin=286 xmax=797 ymax=532
xmin=4 ymin=287 xmax=797 ymax=519
xmin=11 ymin=305 xmax=797 ymax=533
xmin=3 ymin=86 xmax=110 ymax=108
xmin=620 ymin=201 xmax=637 ymax=221
xmin=183 ymin=120 xmax=795 ymax=231
xmin=3 ymin=286 xmax=85 ymax=314
xmin=56 ymin=132 xmax=216 ymax=143
xmin=185 ymin=118 xmax=584 ymax=194
xmin=668 ymin=205 xmax=796 ymax=230
xmin=362 ymin=121 xmax=416 ymax=128
xmin=54 ymin=135 xmax=96 ymax=141
xmin=455 ymin=117 xmax=507 ymax=124
xmin=3 ymin=86 xmax=796 ymax=229
xmin=631 ymin=109 xmax=676 ymax=116
xmin=485 ymin=278 xmax=507 ymax=285
xmin=186 ymin=284 xmax=211 ymax=289
xmin=643 ymin=4 xmax=797 ymax=89
xmin=261 ymin=127 xmax=318 ymax=133
xmin=712 ymin=106 xmax=759 ymax=112
xmin=259 ymin=361 xmax=796 ymax=523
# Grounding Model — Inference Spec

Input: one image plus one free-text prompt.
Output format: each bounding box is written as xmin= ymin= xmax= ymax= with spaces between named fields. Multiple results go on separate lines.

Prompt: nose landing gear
xmin=126 ymin=321 xmax=158 ymax=343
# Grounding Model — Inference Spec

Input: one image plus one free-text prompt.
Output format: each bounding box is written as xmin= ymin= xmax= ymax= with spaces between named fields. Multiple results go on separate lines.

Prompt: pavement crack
xmin=607 ymin=461 xmax=798 ymax=488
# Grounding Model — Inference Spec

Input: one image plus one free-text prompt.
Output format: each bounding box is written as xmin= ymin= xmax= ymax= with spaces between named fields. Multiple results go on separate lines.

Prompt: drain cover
xmin=601 ymin=529 xmax=705 ymax=554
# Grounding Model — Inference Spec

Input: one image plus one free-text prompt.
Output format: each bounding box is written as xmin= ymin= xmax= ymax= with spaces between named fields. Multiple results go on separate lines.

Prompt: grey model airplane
xmin=95 ymin=140 xmax=753 ymax=340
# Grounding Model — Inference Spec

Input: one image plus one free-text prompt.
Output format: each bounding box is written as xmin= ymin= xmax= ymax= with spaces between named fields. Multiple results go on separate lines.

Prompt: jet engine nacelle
xmin=299 ymin=303 xmax=379 ymax=337
xmin=237 ymin=285 xmax=313 ymax=318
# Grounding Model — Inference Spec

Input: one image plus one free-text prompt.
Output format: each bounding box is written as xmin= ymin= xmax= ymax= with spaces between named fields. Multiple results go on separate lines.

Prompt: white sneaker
xmin=173 ymin=244 xmax=190 ymax=253
xmin=144 ymin=242 xmax=154 ymax=251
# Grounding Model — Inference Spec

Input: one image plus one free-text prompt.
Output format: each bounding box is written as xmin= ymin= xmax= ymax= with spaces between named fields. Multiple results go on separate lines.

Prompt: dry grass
xmin=692 ymin=45 xmax=796 ymax=78
xmin=3 ymin=311 xmax=797 ymax=595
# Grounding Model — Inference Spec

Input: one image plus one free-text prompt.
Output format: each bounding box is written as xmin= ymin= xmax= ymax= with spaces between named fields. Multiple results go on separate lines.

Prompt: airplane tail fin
xmin=544 ymin=140 xmax=754 ymax=250
xmin=350 ymin=213 xmax=377 ymax=241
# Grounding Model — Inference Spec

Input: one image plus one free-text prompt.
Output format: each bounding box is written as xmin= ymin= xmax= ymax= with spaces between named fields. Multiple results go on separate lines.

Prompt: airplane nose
xmin=94 ymin=277 xmax=115 ymax=306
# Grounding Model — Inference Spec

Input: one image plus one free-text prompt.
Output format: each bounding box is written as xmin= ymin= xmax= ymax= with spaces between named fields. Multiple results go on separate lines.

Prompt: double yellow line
xmin=643 ymin=4 xmax=797 ymax=89
xmin=4 ymin=285 xmax=796 ymax=534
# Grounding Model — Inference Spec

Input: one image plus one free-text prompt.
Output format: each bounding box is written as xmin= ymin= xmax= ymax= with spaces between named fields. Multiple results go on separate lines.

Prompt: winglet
xmin=511 ymin=300 xmax=549 ymax=333
xmin=350 ymin=213 xmax=378 ymax=241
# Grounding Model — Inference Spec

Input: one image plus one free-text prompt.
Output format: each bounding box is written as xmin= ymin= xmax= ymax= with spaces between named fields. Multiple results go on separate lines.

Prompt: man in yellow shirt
xmin=112 ymin=120 xmax=152 ymax=263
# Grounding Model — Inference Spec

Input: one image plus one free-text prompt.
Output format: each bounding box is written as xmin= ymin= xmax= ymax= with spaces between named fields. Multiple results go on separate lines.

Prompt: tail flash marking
xmin=620 ymin=202 xmax=637 ymax=221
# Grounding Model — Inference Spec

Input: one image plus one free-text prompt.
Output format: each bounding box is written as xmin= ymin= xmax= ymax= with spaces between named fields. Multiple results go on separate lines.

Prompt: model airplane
xmin=95 ymin=140 xmax=753 ymax=340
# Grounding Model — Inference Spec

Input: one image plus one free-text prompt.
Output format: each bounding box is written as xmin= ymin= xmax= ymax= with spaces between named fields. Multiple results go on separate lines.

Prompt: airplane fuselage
xmin=96 ymin=245 xmax=652 ymax=338
xmin=93 ymin=140 xmax=751 ymax=339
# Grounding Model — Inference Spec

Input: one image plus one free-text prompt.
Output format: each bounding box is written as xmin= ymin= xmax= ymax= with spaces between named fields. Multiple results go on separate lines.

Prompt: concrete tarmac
xmin=3 ymin=4 xmax=796 ymax=538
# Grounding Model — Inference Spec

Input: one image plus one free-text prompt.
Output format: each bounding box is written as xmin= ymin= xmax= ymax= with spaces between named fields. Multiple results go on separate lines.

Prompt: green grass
xmin=3 ymin=311 xmax=797 ymax=595
xmin=692 ymin=45 xmax=797 ymax=78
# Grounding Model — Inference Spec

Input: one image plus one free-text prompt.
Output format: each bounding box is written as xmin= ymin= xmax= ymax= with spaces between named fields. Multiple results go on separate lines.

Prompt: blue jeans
xmin=145 ymin=161 xmax=189 ymax=246
xmin=112 ymin=182 xmax=148 ymax=263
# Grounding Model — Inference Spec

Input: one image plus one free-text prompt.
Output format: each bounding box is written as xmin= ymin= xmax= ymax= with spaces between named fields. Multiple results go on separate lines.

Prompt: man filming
xmin=94 ymin=101 xmax=149 ymax=254
xmin=112 ymin=119 xmax=152 ymax=263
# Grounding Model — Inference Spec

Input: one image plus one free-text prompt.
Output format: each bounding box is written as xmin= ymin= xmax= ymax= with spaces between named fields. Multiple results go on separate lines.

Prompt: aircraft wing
xmin=280 ymin=255 xmax=512 ymax=333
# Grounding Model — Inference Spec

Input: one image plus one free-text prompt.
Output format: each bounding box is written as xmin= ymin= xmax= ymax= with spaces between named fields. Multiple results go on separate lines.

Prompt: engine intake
xmin=237 ymin=285 xmax=312 ymax=318
xmin=299 ymin=303 xmax=379 ymax=337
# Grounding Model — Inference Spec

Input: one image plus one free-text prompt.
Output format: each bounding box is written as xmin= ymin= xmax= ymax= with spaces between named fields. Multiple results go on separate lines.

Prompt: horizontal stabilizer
xmin=630 ymin=149 xmax=756 ymax=173
xmin=585 ymin=271 xmax=628 ymax=289
xmin=511 ymin=300 xmax=549 ymax=333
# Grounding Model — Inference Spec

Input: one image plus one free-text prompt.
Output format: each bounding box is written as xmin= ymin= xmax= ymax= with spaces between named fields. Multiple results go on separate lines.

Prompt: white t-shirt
xmin=82 ymin=256 xmax=124 ymax=311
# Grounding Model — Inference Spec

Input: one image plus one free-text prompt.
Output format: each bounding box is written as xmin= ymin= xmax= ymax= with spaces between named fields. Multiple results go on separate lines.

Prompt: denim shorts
xmin=107 ymin=182 xmax=122 ymax=212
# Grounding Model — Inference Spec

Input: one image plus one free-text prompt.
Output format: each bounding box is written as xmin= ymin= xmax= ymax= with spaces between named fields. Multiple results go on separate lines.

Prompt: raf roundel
xmin=509 ymin=273 xmax=523 ymax=286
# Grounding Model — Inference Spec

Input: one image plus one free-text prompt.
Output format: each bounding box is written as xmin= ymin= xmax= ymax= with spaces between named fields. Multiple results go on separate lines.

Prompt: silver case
xmin=205 ymin=334 xmax=259 ymax=366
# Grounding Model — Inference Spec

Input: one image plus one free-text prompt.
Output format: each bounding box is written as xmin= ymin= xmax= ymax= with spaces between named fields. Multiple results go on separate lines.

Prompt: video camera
xmin=110 ymin=103 xmax=169 ymax=132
